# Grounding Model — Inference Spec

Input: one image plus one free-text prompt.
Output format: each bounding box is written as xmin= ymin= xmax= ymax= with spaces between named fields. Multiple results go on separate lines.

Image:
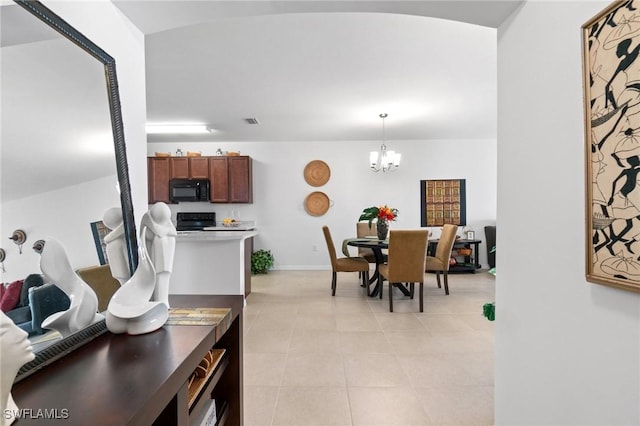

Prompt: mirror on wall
xmin=0 ymin=0 xmax=138 ymax=381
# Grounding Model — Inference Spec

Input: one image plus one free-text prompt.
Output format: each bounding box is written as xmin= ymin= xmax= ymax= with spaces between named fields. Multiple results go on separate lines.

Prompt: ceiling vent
xmin=244 ymin=118 xmax=260 ymax=125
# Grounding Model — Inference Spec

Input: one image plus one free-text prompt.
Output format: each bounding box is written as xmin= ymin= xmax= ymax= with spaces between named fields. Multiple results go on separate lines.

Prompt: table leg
xmin=394 ymin=283 xmax=411 ymax=297
xmin=367 ymin=248 xmax=385 ymax=297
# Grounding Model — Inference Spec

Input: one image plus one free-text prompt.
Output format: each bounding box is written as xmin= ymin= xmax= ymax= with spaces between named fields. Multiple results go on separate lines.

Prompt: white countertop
xmin=176 ymin=229 xmax=257 ymax=241
xmin=204 ymin=220 xmax=255 ymax=231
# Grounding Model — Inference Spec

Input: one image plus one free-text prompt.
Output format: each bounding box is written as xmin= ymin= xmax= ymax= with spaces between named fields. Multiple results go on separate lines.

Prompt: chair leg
xmin=443 ymin=271 xmax=449 ymax=295
xmin=410 ymin=283 xmax=415 ymax=299
xmin=436 ymin=272 xmax=442 ymax=288
xmin=389 ymin=282 xmax=393 ymax=312
xmin=331 ymin=271 xmax=337 ymax=296
xmin=362 ymin=270 xmax=370 ymax=294
xmin=419 ymin=282 xmax=424 ymax=312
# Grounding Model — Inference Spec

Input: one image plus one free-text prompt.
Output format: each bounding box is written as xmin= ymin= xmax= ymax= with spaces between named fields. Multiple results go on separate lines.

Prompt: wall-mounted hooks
xmin=0 ymin=248 xmax=5 ymax=272
xmin=9 ymin=229 xmax=27 ymax=254
xmin=32 ymin=239 xmax=45 ymax=254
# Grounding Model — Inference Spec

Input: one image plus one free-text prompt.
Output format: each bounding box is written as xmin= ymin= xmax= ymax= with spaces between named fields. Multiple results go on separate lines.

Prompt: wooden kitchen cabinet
xmin=229 ymin=156 xmax=252 ymax=203
xmin=189 ymin=157 xmax=210 ymax=179
xmin=148 ymin=157 xmax=171 ymax=203
xmin=209 ymin=156 xmax=229 ymax=203
xmin=148 ymin=155 xmax=253 ymax=204
xmin=208 ymin=156 xmax=253 ymax=203
xmin=170 ymin=157 xmax=209 ymax=179
xmin=170 ymin=157 xmax=189 ymax=178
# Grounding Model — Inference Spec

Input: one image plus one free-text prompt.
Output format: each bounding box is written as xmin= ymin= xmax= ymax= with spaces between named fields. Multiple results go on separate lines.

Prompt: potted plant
xmin=251 ymin=249 xmax=274 ymax=274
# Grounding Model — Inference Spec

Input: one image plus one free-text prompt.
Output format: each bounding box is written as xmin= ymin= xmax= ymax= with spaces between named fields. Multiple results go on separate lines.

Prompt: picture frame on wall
xmin=420 ymin=179 xmax=466 ymax=227
xmin=90 ymin=220 xmax=109 ymax=265
xmin=582 ymin=0 xmax=640 ymax=292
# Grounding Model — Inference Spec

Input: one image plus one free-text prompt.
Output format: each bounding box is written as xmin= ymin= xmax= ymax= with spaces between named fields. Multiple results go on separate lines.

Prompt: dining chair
xmin=378 ymin=229 xmax=429 ymax=312
xmin=322 ymin=226 xmax=370 ymax=296
xmin=425 ymin=224 xmax=458 ymax=295
xmin=355 ymin=222 xmax=389 ymax=283
xmin=356 ymin=222 xmax=378 ymax=263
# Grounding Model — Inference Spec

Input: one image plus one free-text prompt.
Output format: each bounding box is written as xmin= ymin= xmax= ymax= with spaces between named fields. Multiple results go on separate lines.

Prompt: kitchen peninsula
xmin=169 ymin=225 xmax=257 ymax=297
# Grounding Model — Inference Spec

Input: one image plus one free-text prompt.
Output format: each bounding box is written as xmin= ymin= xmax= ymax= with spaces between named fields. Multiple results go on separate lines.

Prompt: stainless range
xmin=175 ymin=212 xmax=216 ymax=231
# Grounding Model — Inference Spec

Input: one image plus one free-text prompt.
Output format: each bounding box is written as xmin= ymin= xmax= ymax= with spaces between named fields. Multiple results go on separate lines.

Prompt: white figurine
xmin=103 ymin=207 xmax=131 ymax=286
xmin=37 ymin=238 xmax=104 ymax=338
xmin=106 ymin=228 xmax=169 ymax=335
xmin=139 ymin=202 xmax=176 ymax=308
xmin=0 ymin=311 xmax=35 ymax=425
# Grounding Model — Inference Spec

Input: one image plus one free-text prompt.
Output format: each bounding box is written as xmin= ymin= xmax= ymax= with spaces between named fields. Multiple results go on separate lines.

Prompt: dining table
xmin=343 ymin=237 xmax=411 ymax=298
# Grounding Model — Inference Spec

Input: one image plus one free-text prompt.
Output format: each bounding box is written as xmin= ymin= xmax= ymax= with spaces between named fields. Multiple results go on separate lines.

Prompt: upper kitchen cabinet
xmin=147 ymin=156 xmax=253 ymax=204
xmin=148 ymin=157 xmax=171 ymax=203
xmin=229 ymin=156 xmax=252 ymax=203
xmin=209 ymin=156 xmax=229 ymax=202
xmin=209 ymin=156 xmax=253 ymax=203
xmin=189 ymin=157 xmax=210 ymax=179
xmin=170 ymin=157 xmax=209 ymax=179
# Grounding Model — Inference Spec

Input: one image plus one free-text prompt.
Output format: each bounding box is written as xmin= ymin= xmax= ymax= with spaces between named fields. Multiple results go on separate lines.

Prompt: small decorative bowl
xmin=222 ymin=221 xmax=240 ymax=227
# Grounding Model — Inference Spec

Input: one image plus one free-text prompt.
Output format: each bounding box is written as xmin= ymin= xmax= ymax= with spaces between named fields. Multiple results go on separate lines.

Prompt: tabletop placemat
xmin=341 ymin=238 xmax=379 ymax=257
xmin=166 ymin=307 xmax=232 ymax=326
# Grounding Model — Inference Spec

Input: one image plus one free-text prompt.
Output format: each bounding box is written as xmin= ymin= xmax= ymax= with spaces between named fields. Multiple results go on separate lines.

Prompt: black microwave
xmin=169 ymin=179 xmax=210 ymax=203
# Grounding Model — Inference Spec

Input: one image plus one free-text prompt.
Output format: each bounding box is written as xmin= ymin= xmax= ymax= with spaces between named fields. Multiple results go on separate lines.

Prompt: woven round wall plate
xmin=304 ymin=160 xmax=331 ymax=187
xmin=304 ymin=191 xmax=330 ymax=216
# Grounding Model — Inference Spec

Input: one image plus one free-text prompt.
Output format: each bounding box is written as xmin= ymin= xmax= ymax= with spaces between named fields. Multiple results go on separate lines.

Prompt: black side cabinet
xmin=428 ymin=239 xmax=482 ymax=273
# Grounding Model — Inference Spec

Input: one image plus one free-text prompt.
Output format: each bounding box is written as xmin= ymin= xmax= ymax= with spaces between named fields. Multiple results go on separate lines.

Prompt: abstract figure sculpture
xmin=103 ymin=207 xmax=131 ymax=286
xmin=36 ymin=238 xmax=104 ymax=338
xmin=0 ymin=311 xmax=35 ymax=425
xmin=139 ymin=202 xmax=176 ymax=308
xmin=106 ymin=228 xmax=169 ymax=335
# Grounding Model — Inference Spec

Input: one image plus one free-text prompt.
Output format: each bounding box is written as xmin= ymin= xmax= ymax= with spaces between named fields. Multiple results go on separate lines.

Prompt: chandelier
xmin=370 ymin=113 xmax=401 ymax=172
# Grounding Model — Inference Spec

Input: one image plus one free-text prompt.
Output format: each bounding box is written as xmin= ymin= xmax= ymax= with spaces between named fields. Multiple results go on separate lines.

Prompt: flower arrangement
xmin=359 ymin=205 xmax=399 ymax=227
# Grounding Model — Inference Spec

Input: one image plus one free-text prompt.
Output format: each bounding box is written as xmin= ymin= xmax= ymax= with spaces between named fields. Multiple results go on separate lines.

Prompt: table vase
xmin=377 ymin=219 xmax=389 ymax=240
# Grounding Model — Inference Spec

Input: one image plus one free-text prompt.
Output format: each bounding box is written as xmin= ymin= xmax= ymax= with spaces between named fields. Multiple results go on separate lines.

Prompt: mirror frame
xmin=12 ymin=0 xmax=138 ymax=381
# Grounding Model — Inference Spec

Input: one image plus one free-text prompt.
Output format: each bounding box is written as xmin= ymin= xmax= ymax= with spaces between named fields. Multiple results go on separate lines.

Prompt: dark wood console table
xmin=12 ymin=295 xmax=243 ymax=425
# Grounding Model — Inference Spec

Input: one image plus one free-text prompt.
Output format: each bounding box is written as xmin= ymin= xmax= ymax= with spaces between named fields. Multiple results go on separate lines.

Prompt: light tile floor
xmin=243 ymin=270 xmax=495 ymax=426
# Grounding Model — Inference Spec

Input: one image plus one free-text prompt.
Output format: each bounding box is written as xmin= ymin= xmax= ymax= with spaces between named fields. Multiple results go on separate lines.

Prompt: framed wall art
xmin=583 ymin=0 xmax=640 ymax=292
xmin=420 ymin=179 xmax=466 ymax=227
xmin=90 ymin=220 xmax=109 ymax=265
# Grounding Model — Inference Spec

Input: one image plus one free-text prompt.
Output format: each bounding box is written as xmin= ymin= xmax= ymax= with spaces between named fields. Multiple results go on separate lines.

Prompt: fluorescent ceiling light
xmin=146 ymin=124 xmax=213 ymax=134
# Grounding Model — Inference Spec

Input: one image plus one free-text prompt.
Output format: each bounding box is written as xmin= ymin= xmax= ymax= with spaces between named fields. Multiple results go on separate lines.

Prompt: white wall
xmin=0 ymin=1 xmax=147 ymax=284
xmin=46 ymin=0 xmax=149 ymax=231
xmin=496 ymin=1 xmax=640 ymax=424
xmin=149 ymin=138 xmax=497 ymax=269
xmin=2 ymin=176 xmax=120 ymax=282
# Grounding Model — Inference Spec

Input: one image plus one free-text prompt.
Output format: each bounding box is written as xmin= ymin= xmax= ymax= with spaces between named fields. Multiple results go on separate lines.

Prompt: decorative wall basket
xmin=304 ymin=191 xmax=331 ymax=216
xmin=304 ymin=160 xmax=331 ymax=187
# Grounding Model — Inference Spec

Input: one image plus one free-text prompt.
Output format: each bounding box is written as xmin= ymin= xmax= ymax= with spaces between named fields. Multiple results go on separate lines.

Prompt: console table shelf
xmin=12 ymin=294 xmax=243 ymax=426
xmin=428 ymin=238 xmax=482 ymax=273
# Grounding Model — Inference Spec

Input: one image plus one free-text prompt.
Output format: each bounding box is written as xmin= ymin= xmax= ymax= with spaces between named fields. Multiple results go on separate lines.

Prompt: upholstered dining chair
xmin=322 ymin=226 xmax=370 ymax=296
xmin=378 ymin=229 xmax=429 ymax=312
xmin=425 ymin=224 xmax=458 ymax=295
xmin=355 ymin=221 xmax=389 ymax=275
xmin=356 ymin=222 xmax=378 ymax=263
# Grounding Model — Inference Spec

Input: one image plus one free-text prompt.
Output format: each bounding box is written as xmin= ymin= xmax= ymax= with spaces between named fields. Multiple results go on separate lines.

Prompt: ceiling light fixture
xmin=370 ymin=113 xmax=400 ymax=172
xmin=145 ymin=124 xmax=212 ymax=134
